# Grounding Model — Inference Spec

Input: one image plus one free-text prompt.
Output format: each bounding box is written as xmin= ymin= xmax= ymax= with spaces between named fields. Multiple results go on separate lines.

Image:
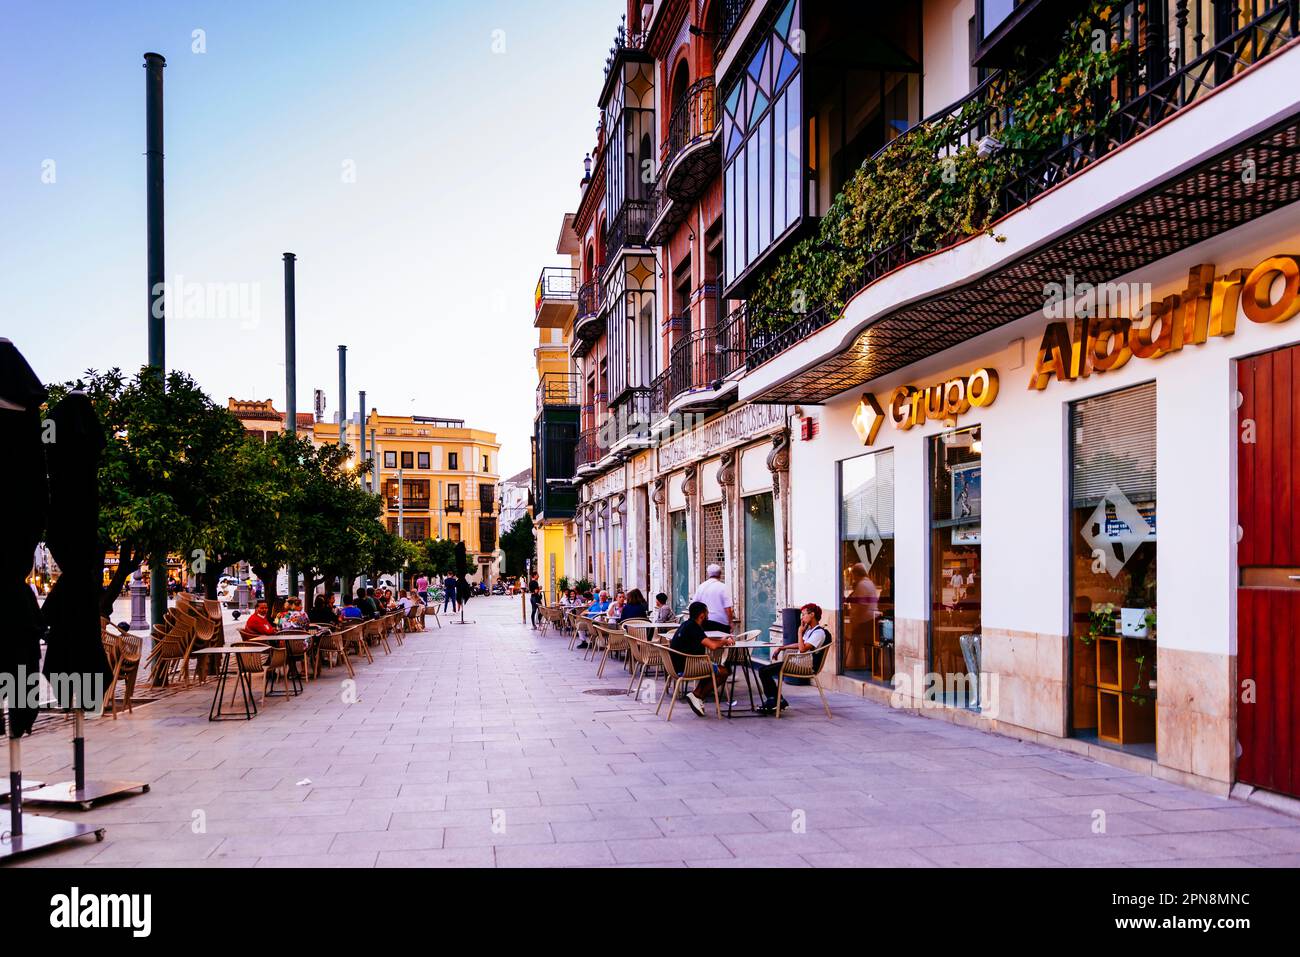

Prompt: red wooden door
xmin=1237 ymin=344 xmax=1300 ymax=798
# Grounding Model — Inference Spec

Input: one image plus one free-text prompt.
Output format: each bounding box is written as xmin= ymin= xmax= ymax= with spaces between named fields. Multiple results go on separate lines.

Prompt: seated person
xmin=309 ymin=593 xmax=341 ymax=626
xmin=559 ymin=589 xmax=578 ymax=609
xmin=584 ymin=591 xmax=611 ymax=619
xmin=244 ymin=600 xmax=276 ymax=636
xmin=356 ymin=587 xmax=379 ymax=619
xmin=652 ymin=592 xmax=675 ymax=623
xmin=756 ymin=603 xmax=830 ymax=714
xmin=617 ymin=588 xmax=649 ymax=623
xmin=669 ymin=601 xmax=735 ymax=718
xmin=276 ymin=597 xmax=310 ymax=630
xmin=397 ymin=590 xmax=416 ymax=614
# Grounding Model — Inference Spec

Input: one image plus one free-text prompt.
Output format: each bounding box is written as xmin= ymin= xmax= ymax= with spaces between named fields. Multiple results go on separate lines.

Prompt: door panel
xmin=1237 ymin=343 xmax=1300 ymax=798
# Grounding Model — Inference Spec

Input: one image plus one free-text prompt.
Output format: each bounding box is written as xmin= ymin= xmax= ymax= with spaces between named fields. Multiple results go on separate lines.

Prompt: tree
xmin=46 ymin=368 xmax=247 ymax=616
xmin=499 ymin=515 xmax=535 ymax=577
xmin=411 ymin=538 xmax=462 ymax=578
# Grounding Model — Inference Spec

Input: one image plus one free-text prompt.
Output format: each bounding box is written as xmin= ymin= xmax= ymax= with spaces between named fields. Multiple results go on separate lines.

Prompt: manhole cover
xmin=582 ymin=688 xmax=629 ymax=696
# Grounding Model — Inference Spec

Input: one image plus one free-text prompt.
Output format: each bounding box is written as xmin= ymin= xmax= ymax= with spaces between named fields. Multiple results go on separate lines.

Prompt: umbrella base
xmin=0 ymin=780 xmax=43 ymax=803
xmin=24 ymin=779 xmax=150 ymax=811
xmin=0 ymin=814 xmax=104 ymax=861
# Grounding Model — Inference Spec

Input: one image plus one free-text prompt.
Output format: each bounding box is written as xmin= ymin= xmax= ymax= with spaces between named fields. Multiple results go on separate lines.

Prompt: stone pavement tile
xmin=589 ymin=798 xmax=692 ymax=819
xmin=1121 ymin=789 xmax=1235 ymax=810
xmin=607 ymin=835 xmax=734 ymax=864
xmin=279 ymin=811 xmax=392 ymax=833
xmin=1026 ymin=813 xmax=1169 ymax=839
xmin=1128 ymin=806 xmax=1295 ymax=833
xmin=496 ymin=841 xmax=616 ymax=867
xmin=1033 ymin=794 xmax=1165 ymax=816
xmin=387 ymin=808 xmax=492 ymax=830
xmin=926 ymin=818 xmax=1060 ymax=844
xmin=329 ymin=828 xmax=444 ymax=853
xmin=1242 ymin=828 xmax=1300 ymax=852
xmin=445 ymin=790 xmax=541 ymax=810
xmin=1127 ymin=830 xmax=1278 ymax=860
xmin=443 ymin=822 xmax=555 ymax=847
xmin=717 ymin=830 xmax=843 ymax=857
xmin=681 ymin=794 xmax=788 ymax=815
xmin=1024 ymin=836 xmax=1179 ymax=865
xmin=914 ymin=842 xmax=1063 ymax=867
xmin=539 ymin=786 xmax=634 ymax=805
xmin=691 ymin=855 xmax=811 ymax=868
xmin=654 ymin=812 xmax=772 ymax=837
xmin=255 ymin=851 xmax=380 ymax=868
xmin=214 ymin=833 xmax=336 ymax=859
xmin=1125 ymin=857 xmax=1262 ymax=868
xmin=551 ymin=817 xmax=662 ymax=842
xmin=801 ymin=848 xmax=935 ymax=868
xmin=92 ymin=836 xmax=224 ymax=863
xmin=1247 ymin=852 xmax=1300 ymax=866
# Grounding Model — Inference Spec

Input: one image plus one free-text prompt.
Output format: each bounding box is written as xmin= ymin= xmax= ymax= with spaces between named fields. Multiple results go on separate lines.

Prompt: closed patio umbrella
xmin=0 ymin=339 xmax=49 ymax=737
xmin=40 ymin=390 xmax=110 ymax=705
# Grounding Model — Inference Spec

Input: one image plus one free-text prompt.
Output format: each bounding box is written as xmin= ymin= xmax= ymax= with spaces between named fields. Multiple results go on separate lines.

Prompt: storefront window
xmin=840 ymin=450 xmax=895 ymax=684
xmin=928 ymin=427 xmax=982 ymax=708
xmin=671 ymin=510 xmax=689 ymax=614
xmin=1070 ymin=382 xmax=1157 ymax=756
xmin=744 ymin=493 xmax=777 ymax=646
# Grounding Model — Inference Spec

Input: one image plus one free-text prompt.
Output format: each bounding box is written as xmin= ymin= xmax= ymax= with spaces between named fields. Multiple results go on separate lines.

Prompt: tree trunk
xmin=100 ymin=544 xmax=136 ymax=619
xmin=251 ymin=564 xmax=279 ymax=616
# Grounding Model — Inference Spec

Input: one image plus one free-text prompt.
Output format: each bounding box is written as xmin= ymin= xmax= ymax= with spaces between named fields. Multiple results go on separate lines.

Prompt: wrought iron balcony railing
xmin=536 ymin=373 xmax=580 ymax=413
xmin=661 ymin=77 xmax=717 ymax=170
xmin=744 ymin=0 xmax=1300 ymax=372
xmin=577 ymin=277 xmax=603 ymax=319
xmin=576 ymin=427 xmax=600 ymax=469
xmin=387 ymin=497 xmax=430 ymax=512
xmin=716 ymin=0 xmax=749 ymax=56
xmin=604 ymin=17 xmax=649 ymax=82
xmin=534 ymin=266 xmax=579 ymax=318
xmin=605 ymin=199 xmax=653 ymax=264
xmin=611 ymin=386 xmax=658 ymax=446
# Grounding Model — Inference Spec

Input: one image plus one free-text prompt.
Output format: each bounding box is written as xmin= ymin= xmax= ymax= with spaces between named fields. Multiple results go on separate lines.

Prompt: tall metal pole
xmin=369 ymin=428 xmax=378 ymax=492
xmin=397 ymin=465 xmax=405 ymax=591
xmin=284 ymin=252 xmax=299 ymax=598
xmin=145 ymin=52 xmax=169 ymax=629
xmin=337 ymin=345 xmax=348 ymax=450
xmin=359 ymin=389 xmax=367 ymax=474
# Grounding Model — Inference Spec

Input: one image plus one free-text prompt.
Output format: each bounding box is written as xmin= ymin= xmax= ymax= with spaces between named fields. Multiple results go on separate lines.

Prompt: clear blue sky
xmin=1 ymin=0 xmax=615 ymax=477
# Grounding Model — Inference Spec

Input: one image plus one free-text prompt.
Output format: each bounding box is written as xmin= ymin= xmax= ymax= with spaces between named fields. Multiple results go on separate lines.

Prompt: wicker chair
xmin=569 ymin=614 xmax=593 ymax=652
xmin=312 ymin=627 xmax=352 ymax=678
xmin=146 ymin=619 xmax=195 ymax=688
xmin=236 ymin=629 xmax=293 ymax=699
xmin=593 ymin=622 xmax=632 ymax=678
xmin=101 ymin=628 xmax=143 ymax=718
xmin=364 ymin=618 xmax=391 ymax=656
xmin=772 ymin=640 xmax=835 ymax=719
xmin=625 ymin=635 xmax=664 ymax=700
xmin=228 ymin=641 xmax=274 ymax=705
xmin=653 ymin=644 xmax=723 ymax=721
xmin=340 ymin=622 xmax=372 ymax=665
xmin=404 ymin=604 xmax=423 ymax=633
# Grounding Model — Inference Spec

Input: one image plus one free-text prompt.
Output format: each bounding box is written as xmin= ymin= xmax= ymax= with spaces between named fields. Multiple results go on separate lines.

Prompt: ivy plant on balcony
xmin=746 ymin=1 xmax=1129 ymax=337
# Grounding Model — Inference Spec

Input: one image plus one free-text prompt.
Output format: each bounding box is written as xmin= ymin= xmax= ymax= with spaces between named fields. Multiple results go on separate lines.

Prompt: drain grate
xmin=582 ymin=688 xmax=630 ymax=696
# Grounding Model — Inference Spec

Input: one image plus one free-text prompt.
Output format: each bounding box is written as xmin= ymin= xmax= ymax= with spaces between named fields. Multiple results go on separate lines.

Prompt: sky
xmin=0 ymin=0 xmax=615 ymax=478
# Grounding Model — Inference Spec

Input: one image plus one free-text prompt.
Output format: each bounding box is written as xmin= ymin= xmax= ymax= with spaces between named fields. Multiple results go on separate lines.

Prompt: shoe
xmin=685 ymin=692 xmax=706 ymax=717
xmin=577 ymin=641 xmax=589 ymax=649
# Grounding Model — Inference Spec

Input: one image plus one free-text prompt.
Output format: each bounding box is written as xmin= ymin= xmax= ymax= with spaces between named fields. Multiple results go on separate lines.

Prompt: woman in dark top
xmin=617 ymin=588 xmax=650 ymax=623
xmin=309 ymin=593 xmax=340 ymax=626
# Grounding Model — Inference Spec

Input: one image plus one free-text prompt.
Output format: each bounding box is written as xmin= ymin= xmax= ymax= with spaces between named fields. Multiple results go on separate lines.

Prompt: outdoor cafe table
xmin=246 ymin=632 xmax=312 ymax=696
xmin=706 ymin=634 xmax=782 ymax=718
xmin=191 ymin=646 xmax=269 ymax=721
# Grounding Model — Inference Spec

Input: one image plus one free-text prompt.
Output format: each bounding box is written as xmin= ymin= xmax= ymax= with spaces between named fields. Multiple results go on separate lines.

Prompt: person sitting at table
xmin=396 ymin=589 xmax=416 ymax=614
xmin=356 ymin=587 xmax=379 ymax=619
xmin=584 ymin=591 xmax=611 ymax=619
xmin=756 ymin=603 xmax=831 ymax=714
xmin=276 ymin=597 xmax=310 ymax=630
xmin=244 ymin=600 xmax=276 ymax=636
xmin=560 ymin=588 xmax=578 ymax=610
xmin=309 ymin=593 xmax=341 ymax=627
xmin=669 ymin=601 xmax=735 ymax=718
xmin=617 ymin=588 xmax=649 ymax=623
xmin=652 ymin=592 xmax=675 ymax=623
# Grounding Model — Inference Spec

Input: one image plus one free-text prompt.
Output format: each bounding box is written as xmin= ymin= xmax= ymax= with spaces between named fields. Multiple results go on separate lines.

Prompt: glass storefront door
xmin=928 ymin=427 xmax=982 ymax=708
xmin=1070 ymin=382 xmax=1157 ymax=757
xmin=671 ymin=510 xmax=689 ymax=614
xmin=743 ymin=493 xmax=776 ymax=644
xmin=840 ymin=449 xmax=895 ymax=684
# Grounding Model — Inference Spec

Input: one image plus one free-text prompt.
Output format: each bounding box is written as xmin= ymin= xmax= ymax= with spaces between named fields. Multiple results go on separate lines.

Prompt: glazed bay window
xmin=744 ymin=493 xmax=777 ymax=646
xmin=671 ymin=510 xmax=689 ymax=613
xmin=928 ymin=427 xmax=982 ymax=708
xmin=840 ymin=449 xmax=895 ymax=684
xmin=722 ymin=0 xmax=802 ymax=289
xmin=1070 ymin=382 xmax=1157 ymax=755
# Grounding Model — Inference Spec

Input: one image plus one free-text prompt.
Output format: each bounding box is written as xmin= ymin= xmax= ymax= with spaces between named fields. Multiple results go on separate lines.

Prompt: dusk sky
xmin=1 ymin=0 xmax=614 ymax=477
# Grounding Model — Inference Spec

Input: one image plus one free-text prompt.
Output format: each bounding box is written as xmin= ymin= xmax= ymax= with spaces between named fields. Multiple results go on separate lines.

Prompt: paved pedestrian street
xmin=10 ymin=598 xmax=1300 ymax=869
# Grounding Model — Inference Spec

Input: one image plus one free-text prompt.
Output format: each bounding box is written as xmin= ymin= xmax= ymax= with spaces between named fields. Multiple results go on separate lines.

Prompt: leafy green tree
xmin=499 ymin=515 xmax=535 ymax=577
xmin=46 ymin=367 xmax=246 ymax=616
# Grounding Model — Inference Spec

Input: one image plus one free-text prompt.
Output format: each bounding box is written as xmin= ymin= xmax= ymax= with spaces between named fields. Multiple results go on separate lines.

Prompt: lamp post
xmin=144 ymin=51 xmax=168 ymax=629
xmin=284 ymin=252 xmax=298 ymax=599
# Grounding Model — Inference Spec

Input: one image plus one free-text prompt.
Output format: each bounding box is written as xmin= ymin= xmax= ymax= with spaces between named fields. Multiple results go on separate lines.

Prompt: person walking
xmin=443 ymin=572 xmax=458 ymax=614
xmin=415 ymin=573 xmax=429 ymax=604
xmin=528 ymin=572 xmax=543 ymax=629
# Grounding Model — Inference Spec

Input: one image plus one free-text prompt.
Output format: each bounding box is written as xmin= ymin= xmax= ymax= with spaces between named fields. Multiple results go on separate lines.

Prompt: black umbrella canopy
xmin=455 ymin=542 xmax=471 ymax=601
xmin=0 ymin=340 xmax=48 ymax=736
xmin=40 ymin=390 xmax=110 ymax=708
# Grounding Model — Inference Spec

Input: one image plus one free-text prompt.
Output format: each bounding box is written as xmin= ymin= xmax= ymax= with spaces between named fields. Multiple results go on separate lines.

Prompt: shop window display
xmin=928 ymin=427 xmax=982 ymax=708
xmin=1070 ymin=383 xmax=1157 ymax=757
xmin=839 ymin=450 xmax=895 ymax=683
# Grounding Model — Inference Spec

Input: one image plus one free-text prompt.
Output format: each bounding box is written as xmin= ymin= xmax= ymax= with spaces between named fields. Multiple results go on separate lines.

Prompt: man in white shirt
xmin=692 ymin=564 xmax=733 ymax=632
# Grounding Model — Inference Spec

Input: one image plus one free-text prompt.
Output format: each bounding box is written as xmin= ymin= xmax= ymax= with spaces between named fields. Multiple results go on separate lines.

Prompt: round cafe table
xmin=705 ymin=637 xmax=781 ymax=718
xmin=191 ymin=646 xmax=269 ymax=721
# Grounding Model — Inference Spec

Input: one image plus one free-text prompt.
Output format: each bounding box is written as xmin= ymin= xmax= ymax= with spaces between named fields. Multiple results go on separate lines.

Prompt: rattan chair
xmin=364 ymin=617 xmax=391 ymax=656
xmin=652 ymin=644 xmax=723 ymax=721
xmin=341 ymin=622 xmax=372 ymax=665
xmin=228 ymin=641 xmax=274 ymax=705
xmin=594 ymin=622 xmax=631 ymax=678
xmin=314 ymin=626 xmax=353 ymax=678
xmin=625 ymin=635 xmax=665 ymax=699
xmin=772 ymin=640 xmax=835 ymax=719
xmin=146 ymin=619 xmax=195 ymax=688
xmin=569 ymin=614 xmax=593 ymax=652
xmin=101 ymin=626 xmax=142 ymax=718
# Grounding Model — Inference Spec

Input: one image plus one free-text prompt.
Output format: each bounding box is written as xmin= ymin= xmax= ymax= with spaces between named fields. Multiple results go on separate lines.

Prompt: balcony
xmin=386 ymin=497 xmax=430 ymax=512
xmin=534 ymin=267 xmax=579 ymax=329
xmin=572 ymin=278 xmax=604 ymax=352
xmin=535 ymin=409 xmax=578 ymax=520
xmin=649 ymin=78 xmax=720 ymax=245
xmin=715 ymin=0 xmax=749 ymax=57
xmin=604 ymin=199 xmax=653 ymax=267
xmin=575 ymin=426 xmax=600 ymax=475
xmin=609 ymin=386 xmax=658 ymax=457
xmin=536 ymin=372 xmax=579 ymax=414
xmin=445 ymin=501 xmax=464 ymax=514
xmin=741 ymin=0 xmax=1300 ymax=395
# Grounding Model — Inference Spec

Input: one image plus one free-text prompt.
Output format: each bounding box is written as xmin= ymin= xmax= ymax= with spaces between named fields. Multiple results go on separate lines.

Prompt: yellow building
xmin=312 ymin=412 xmax=502 ymax=580
xmin=531 ymin=213 xmax=582 ymax=599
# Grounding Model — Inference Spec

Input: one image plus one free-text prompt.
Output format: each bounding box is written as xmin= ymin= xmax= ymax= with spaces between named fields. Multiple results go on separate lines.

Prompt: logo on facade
xmin=853 ymin=368 xmax=998 ymax=446
xmin=1029 ymin=255 xmax=1300 ymax=390
xmin=1080 ymin=483 xmax=1153 ymax=578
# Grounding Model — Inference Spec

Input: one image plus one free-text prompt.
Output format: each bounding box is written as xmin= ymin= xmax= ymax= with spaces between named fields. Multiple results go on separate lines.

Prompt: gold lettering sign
xmin=1029 ymin=254 xmax=1295 ymax=390
xmin=855 ymin=369 xmax=998 ymax=446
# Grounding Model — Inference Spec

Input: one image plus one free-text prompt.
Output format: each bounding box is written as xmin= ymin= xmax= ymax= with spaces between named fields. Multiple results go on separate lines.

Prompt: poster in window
xmin=951 ymin=462 xmax=981 ymax=545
